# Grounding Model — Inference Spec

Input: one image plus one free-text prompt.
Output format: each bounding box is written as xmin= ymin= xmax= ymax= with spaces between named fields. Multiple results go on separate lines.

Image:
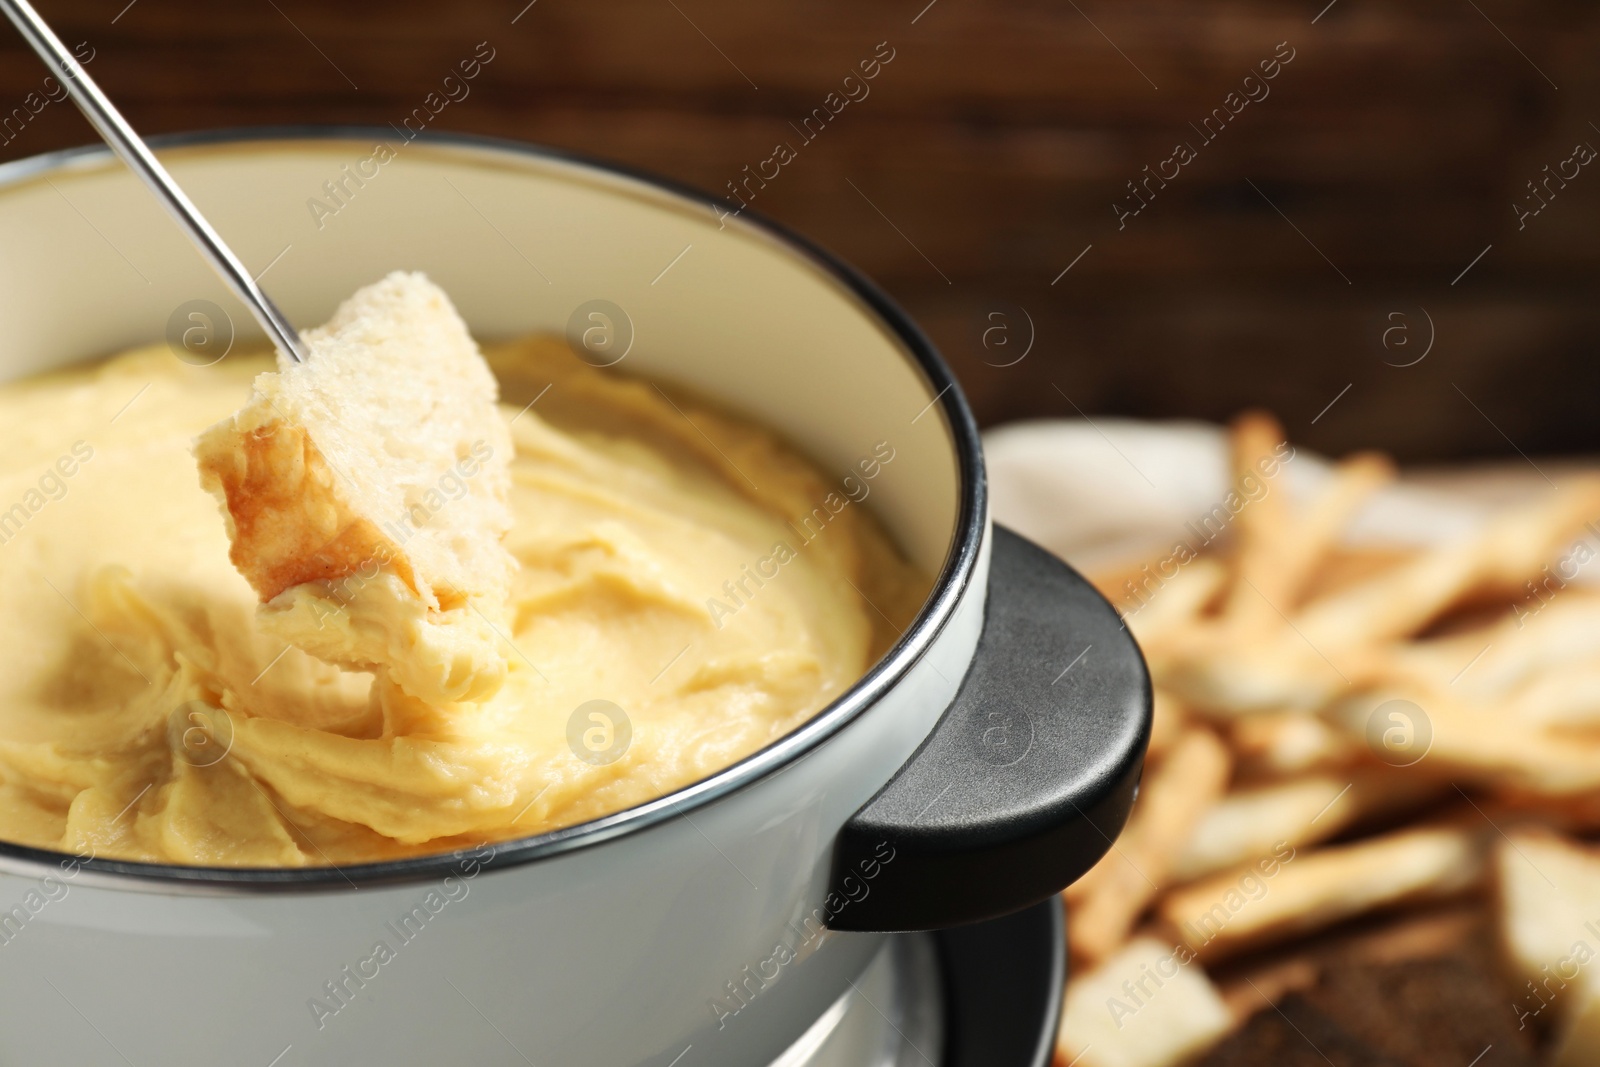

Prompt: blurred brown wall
xmin=3 ymin=0 xmax=1597 ymax=462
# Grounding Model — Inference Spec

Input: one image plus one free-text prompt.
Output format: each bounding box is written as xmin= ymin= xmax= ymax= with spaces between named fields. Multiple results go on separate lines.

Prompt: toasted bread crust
xmin=198 ymin=419 xmax=415 ymax=603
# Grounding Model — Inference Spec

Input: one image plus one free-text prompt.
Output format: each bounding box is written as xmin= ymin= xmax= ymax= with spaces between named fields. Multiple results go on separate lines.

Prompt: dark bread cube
xmin=1302 ymin=957 xmax=1538 ymax=1067
xmin=1192 ymin=993 xmax=1406 ymax=1067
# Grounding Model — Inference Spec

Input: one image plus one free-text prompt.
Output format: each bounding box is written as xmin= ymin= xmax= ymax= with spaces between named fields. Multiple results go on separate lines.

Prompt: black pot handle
xmin=827 ymin=525 xmax=1151 ymax=932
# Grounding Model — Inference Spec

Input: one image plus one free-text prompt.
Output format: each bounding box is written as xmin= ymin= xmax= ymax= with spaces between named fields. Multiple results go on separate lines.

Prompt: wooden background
xmin=3 ymin=0 xmax=1597 ymax=462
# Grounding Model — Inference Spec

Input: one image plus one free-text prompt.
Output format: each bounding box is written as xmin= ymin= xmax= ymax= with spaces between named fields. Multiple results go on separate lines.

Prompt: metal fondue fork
xmin=1 ymin=0 xmax=307 ymax=362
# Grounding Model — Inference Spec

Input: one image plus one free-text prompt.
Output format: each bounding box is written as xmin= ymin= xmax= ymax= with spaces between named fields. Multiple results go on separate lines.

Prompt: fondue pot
xmin=0 ymin=131 xmax=1149 ymax=1066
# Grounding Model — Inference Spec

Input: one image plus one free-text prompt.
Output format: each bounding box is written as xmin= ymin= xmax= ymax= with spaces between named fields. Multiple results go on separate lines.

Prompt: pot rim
xmin=0 ymin=126 xmax=986 ymax=891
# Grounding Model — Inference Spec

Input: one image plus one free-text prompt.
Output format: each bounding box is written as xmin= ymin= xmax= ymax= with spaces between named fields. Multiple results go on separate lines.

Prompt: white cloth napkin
xmin=982 ymin=419 xmax=1493 ymax=575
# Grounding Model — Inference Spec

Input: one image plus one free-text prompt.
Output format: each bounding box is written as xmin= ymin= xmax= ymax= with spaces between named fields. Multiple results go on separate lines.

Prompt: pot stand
xmin=770 ymin=897 xmax=1063 ymax=1067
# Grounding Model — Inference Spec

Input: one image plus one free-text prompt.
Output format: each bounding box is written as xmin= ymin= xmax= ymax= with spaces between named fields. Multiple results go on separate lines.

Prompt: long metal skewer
xmin=0 ymin=0 xmax=306 ymax=362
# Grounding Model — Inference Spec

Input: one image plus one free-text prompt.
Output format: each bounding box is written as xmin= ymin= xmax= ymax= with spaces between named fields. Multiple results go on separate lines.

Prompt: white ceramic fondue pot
xmin=0 ymin=131 xmax=1150 ymax=1067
